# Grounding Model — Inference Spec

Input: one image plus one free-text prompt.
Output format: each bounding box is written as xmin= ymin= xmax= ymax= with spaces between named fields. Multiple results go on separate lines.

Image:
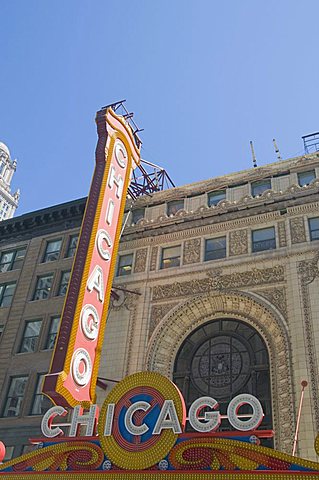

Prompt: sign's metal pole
xmin=292 ymin=380 xmax=308 ymax=456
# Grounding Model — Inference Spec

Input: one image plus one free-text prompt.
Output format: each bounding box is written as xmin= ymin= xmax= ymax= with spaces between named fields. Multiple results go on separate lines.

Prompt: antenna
xmin=273 ymin=138 xmax=282 ymax=161
xmin=250 ymin=141 xmax=257 ymax=168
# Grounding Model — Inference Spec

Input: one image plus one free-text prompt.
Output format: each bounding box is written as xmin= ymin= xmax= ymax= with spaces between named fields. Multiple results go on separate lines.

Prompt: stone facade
xmin=0 ymin=142 xmax=20 ymax=220
xmin=0 ymin=153 xmax=319 ymax=461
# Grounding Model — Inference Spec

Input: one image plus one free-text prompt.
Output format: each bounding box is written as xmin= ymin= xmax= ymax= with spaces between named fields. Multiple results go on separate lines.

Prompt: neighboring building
xmin=0 ymin=143 xmax=20 ymax=221
xmin=0 ymin=152 xmax=318 ymax=461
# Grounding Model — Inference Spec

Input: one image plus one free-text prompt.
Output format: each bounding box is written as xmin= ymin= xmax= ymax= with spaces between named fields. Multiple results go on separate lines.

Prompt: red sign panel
xmin=43 ymin=108 xmax=141 ymax=407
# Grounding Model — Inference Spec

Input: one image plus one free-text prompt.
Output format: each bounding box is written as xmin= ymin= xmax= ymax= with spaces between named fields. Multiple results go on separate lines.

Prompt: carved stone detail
xmin=110 ymin=286 xmax=140 ymax=311
xmin=146 ymin=291 xmax=295 ymax=453
xmin=298 ymin=251 xmax=319 ymax=431
xmin=149 ymin=303 xmax=178 ymax=338
xmin=229 ymin=229 xmax=248 ymax=256
xmin=152 ymin=265 xmax=285 ymax=301
xmin=150 ymin=246 xmax=158 ymax=271
xmin=277 ymin=221 xmax=287 ymax=247
xmin=254 ymin=287 xmax=287 ymax=317
xmin=290 ymin=217 xmax=306 ymax=244
xmin=183 ymin=238 xmax=201 ymax=265
xmin=298 ymin=251 xmax=319 ymax=285
xmin=134 ymin=248 xmax=148 ymax=273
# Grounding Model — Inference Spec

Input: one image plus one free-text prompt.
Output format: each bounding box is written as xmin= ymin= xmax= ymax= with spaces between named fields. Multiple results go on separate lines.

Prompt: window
xmin=2 ymin=376 xmax=28 ymax=417
xmin=19 ymin=320 xmax=42 ymax=353
xmin=298 ymin=170 xmax=316 ymax=187
xmin=0 ymin=282 xmax=16 ymax=307
xmin=32 ymin=274 xmax=53 ymax=301
xmin=58 ymin=271 xmax=70 ymax=296
xmin=0 ymin=324 xmax=3 ymax=339
xmin=309 ymin=217 xmax=319 ymax=241
xmin=208 ymin=190 xmax=226 ymax=207
xmin=117 ymin=254 xmax=133 ymax=276
xmin=3 ymin=446 xmax=14 ymax=461
xmin=205 ymin=237 xmax=226 ymax=261
xmin=160 ymin=245 xmax=181 ymax=269
xmin=66 ymin=235 xmax=78 ymax=258
xmin=173 ymin=319 xmax=273 ymax=447
xmin=30 ymin=374 xmax=52 ymax=415
xmin=0 ymin=247 xmax=26 ymax=272
xmin=0 ymin=202 xmax=9 ymax=221
xmin=45 ymin=316 xmax=60 ymax=350
xmin=252 ymin=227 xmax=276 ymax=252
xmin=131 ymin=208 xmax=145 ymax=225
xmin=167 ymin=200 xmax=184 ymax=216
xmin=251 ymin=179 xmax=271 ymax=197
xmin=42 ymin=239 xmax=62 ymax=262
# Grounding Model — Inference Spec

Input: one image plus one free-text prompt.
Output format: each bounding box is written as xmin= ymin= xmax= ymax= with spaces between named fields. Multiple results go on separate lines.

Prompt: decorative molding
xmin=146 ymin=291 xmax=295 ymax=453
xmin=110 ymin=286 xmax=140 ymax=311
xmin=254 ymin=287 xmax=287 ymax=318
xmin=133 ymin=248 xmax=148 ymax=273
xmin=229 ymin=229 xmax=248 ymax=256
xmin=122 ymin=182 xmax=319 ymax=241
xmin=290 ymin=217 xmax=306 ymax=244
xmin=298 ymin=251 xmax=319 ymax=285
xmin=277 ymin=221 xmax=287 ymax=247
xmin=183 ymin=238 xmax=201 ymax=265
xmin=150 ymin=246 xmax=158 ymax=271
xmin=149 ymin=303 xmax=178 ymax=338
xmin=152 ymin=265 xmax=285 ymax=301
xmin=298 ymin=252 xmax=319 ymax=431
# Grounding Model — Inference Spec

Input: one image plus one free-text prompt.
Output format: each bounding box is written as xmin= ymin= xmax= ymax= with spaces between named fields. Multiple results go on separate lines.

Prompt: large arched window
xmin=173 ymin=319 xmax=273 ymax=446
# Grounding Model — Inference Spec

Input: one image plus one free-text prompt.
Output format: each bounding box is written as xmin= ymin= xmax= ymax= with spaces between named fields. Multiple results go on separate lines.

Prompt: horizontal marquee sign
xmin=1 ymin=372 xmax=319 ymax=477
xmin=43 ymin=108 xmax=141 ymax=408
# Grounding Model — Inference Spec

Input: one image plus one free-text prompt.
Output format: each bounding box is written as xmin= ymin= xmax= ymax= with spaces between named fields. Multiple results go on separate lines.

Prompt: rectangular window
xmin=309 ymin=217 xmax=319 ymax=241
xmin=45 ymin=316 xmax=60 ymax=350
xmin=0 ymin=282 xmax=16 ymax=307
xmin=30 ymin=374 xmax=52 ymax=415
xmin=0 ymin=247 xmax=26 ymax=272
xmin=42 ymin=239 xmax=62 ymax=263
xmin=66 ymin=235 xmax=78 ymax=258
xmin=58 ymin=271 xmax=70 ymax=296
xmin=251 ymin=179 xmax=271 ymax=197
xmin=3 ymin=446 xmax=14 ymax=461
xmin=298 ymin=170 xmax=316 ymax=187
xmin=2 ymin=376 xmax=28 ymax=417
xmin=160 ymin=245 xmax=181 ymax=269
xmin=167 ymin=200 xmax=184 ymax=216
xmin=208 ymin=190 xmax=226 ymax=207
xmin=0 ymin=324 xmax=3 ymax=339
xmin=19 ymin=320 xmax=42 ymax=353
xmin=117 ymin=254 xmax=133 ymax=276
xmin=205 ymin=237 xmax=226 ymax=261
xmin=32 ymin=274 xmax=53 ymax=301
xmin=131 ymin=208 xmax=145 ymax=225
xmin=252 ymin=227 xmax=276 ymax=253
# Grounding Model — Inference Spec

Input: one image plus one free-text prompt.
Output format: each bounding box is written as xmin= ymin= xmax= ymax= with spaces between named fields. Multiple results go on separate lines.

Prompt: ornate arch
xmin=145 ymin=290 xmax=294 ymax=453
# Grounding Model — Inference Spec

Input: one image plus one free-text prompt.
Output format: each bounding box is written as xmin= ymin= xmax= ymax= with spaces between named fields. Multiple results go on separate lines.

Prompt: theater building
xmin=0 ymin=151 xmax=318 ymax=463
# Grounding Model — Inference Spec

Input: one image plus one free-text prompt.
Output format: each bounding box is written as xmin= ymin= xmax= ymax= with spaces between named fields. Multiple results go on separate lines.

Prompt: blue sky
xmin=1 ymin=0 xmax=319 ymax=215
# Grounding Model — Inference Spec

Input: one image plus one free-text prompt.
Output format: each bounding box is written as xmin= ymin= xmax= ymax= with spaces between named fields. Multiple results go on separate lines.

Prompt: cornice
xmin=0 ymin=197 xmax=87 ymax=241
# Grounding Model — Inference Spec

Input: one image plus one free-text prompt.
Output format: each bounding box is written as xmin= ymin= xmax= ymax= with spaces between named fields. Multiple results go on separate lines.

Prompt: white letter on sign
xmin=80 ymin=304 xmax=99 ymax=341
xmin=227 ymin=394 xmax=264 ymax=431
xmin=87 ymin=265 xmax=104 ymax=302
xmin=108 ymin=166 xmax=124 ymax=199
xmin=188 ymin=397 xmax=221 ymax=433
xmin=41 ymin=406 xmax=68 ymax=438
xmin=125 ymin=401 xmax=150 ymax=436
xmin=96 ymin=229 xmax=112 ymax=261
xmin=114 ymin=140 xmax=127 ymax=168
xmin=153 ymin=400 xmax=182 ymax=434
xmin=71 ymin=348 xmax=92 ymax=387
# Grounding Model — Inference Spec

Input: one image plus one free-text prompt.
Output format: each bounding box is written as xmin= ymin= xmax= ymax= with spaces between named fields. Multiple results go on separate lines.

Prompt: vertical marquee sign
xmin=43 ymin=108 xmax=141 ymax=408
